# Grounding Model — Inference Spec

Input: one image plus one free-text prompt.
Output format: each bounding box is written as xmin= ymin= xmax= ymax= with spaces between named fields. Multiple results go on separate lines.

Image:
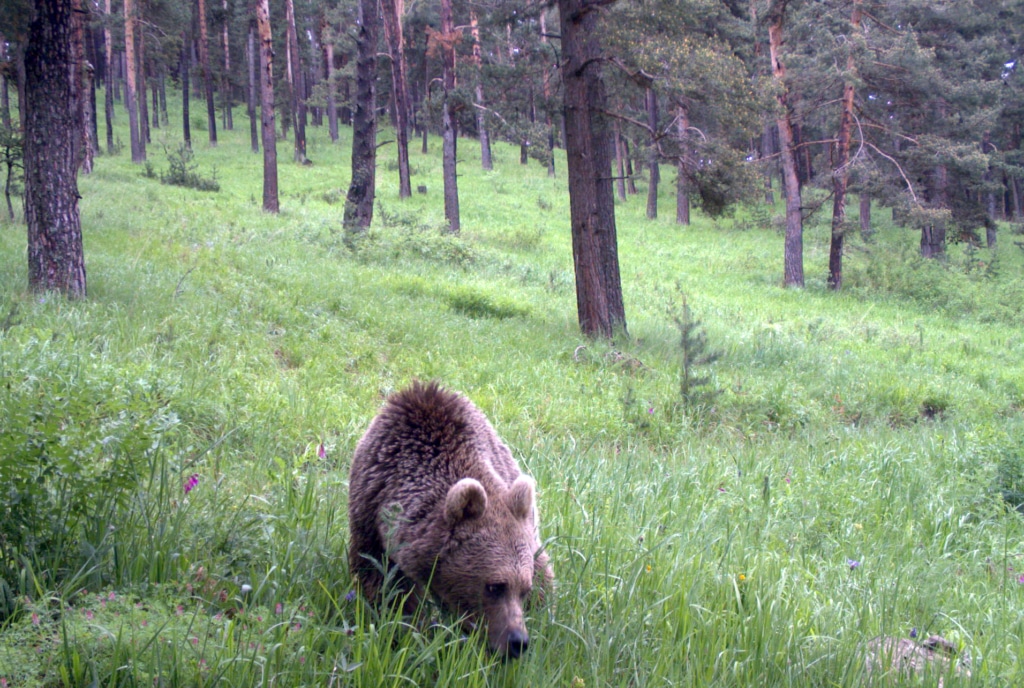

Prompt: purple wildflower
xmin=1018 ymin=574 xmax=1024 ymax=585
xmin=848 ymin=559 xmax=861 ymax=570
xmin=345 ymin=590 xmax=357 ymax=602
xmin=647 ymin=406 xmax=655 ymax=415
xmin=184 ymin=473 xmax=200 ymax=494
xmin=318 ymin=443 xmax=327 ymax=460
xmin=910 ymin=627 xmax=918 ymax=639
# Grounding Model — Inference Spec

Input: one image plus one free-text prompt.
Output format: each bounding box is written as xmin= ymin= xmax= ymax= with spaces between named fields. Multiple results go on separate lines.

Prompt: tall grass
xmin=1 ymin=95 xmax=1023 ymax=685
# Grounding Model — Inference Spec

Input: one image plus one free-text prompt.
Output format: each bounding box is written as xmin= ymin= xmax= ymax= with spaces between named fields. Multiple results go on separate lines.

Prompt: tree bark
xmin=440 ymin=0 xmax=460 ymax=233
xmin=137 ymin=23 xmax=149 ymax=147
xmin=645 ymin=86 xmax=659 ymax=220
xmin=381 ymin=0 xmax=412 ymax=194
xmin=768 ymin=1 xmax=803 ymax=287
xmin=469 ymin=7 xmax=492 ymax=172
xmin=247 ymin=21 xmax=259 ymax=153
xmin=255 ymin=0 xmax=278 ymax=212
xmin=181 ymin=32 xmax=191 ymax=149
xmin=613 ymin=119 xmax=626 ymax=202
xmin=343 ymin=0 xmax=379 ymax=242
xmin=324 ymin=31 xmax=338 ymax=142
xmin=25 ymin=0 xmax=86 ymax=297
xmin=0 ymin=38 xmax=10 ymax=131
xmin=859 ymin=193 xmax=871 ymax=238
xmin=71 ymin=0 xmax=93 ymax=173
xmin=827 ymin=0 xmax=861 ymax=291
xmin=675 ymin=103 xmax=690 ymax=225
xmin=285 ymin=0 xmax=307 ymax=163
xmin=558 ymin=0 xmax=627 ymax=338
xmin=197 ymin=0 xmax=217 ymax=145
xmin=221 ymin=0 xmax=233 ymax=131
xmin=982 ymin=131 xmax=997 ymax=247
xmin=124 ymin=0 xmax=143 ymax=163
xmin=151 ymin=67 xmax=160 ymax=130
xmin=762 ymin=122 xmax=775 ymax=204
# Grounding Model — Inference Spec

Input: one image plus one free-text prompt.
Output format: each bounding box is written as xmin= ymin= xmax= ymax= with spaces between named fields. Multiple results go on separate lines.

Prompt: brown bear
xmin=347 ymin=381 xmax=553 ymax=658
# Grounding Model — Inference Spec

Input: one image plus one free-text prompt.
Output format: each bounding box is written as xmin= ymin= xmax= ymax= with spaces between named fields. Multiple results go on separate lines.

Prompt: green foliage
xmin=668 ymin=290 xmax=720 ymax=407
xmin=160 ymin=144 xmax=220 ymax=192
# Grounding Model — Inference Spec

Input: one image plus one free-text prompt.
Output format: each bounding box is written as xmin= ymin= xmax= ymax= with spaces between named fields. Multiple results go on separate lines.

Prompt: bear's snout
xmin=505 ymin=628 xmax=529 ymax=659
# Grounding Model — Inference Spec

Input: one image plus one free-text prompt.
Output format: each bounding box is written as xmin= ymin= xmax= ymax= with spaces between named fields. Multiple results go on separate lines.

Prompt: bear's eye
xmin=484 ymin=583 xmax=507 ymax=599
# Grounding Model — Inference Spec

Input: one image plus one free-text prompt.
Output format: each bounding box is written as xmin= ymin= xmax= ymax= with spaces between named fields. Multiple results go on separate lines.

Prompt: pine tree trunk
xmin=558 ymin=0 xmax=627 ymax=338
xmin=181 ymin=33 xmax=191 ymax=149
xmin=624 ymin=137 xmax=637 ymax=195
xmin=197 ymin=0 xmax=217 ymax=145
xmin=158 ymin=68 xmax=167 ymax=124
xmin=138 ymin=26 xmax=149 ymax=147
xmin=255 ymin=0 xmax=278 ymax=212
xmin=285 ymin=0 xmax=307 ymax=163
xmin=675 ymin=103 xmax=689 ymax=225
xmin=247 ymin=22 xmax=259 ymax=153
xmin=381 ymin=0 xmax=412 ymax=194
xmin=222 ymin=0 xmax=233 ymax=131
xmin=540 ymin=10 xmax=555 ymax=178
xmin=827 ymin=0 xmax=861 ymax=291
xmin=343 ymin=0 xmax=378 ymax=241
xmin=124 ymin=0 xmax=143 ymax=163
xmin=859 ymin=194 xmax=871 ymax=238
xmin=768 ymin=1 xmax=803 ymax=287
xmin=70 ymin=0 xmax=93 ymax=173
xmin=151 ymin=66 xmax=159 ymax=130
xmin=469 ymin=8 xmax=492 ymax=172
xmin=0 ymin=38 xmax=9 ymax=130
xmin=614 ymin=120 xmax=626 ymax=202
xmin=440 ymin=0 xmax=460 ymax=233
xmin=645 ymin=86 xmax=659 ymax=220
xmin=24 ymin=0 xmax=86 ymax=297
xmin=324 ymin=36 xmax=338 ymax=142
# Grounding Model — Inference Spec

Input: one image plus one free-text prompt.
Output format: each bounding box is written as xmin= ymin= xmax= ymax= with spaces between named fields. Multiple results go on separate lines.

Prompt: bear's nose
xmin=506 ymin=629 xmax=529 ymax=659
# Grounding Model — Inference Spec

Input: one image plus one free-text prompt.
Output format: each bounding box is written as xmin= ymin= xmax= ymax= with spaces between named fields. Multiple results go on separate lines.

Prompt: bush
xmin=0 ymin=333 xmax=182 ymax=614
xmin=160 ymin=144 xmax=220 ymax=192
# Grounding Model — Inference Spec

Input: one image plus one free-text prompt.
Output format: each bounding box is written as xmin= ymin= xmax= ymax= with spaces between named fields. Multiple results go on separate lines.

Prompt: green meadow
xmin=2 ymin=107 xmax=1024 ymax=686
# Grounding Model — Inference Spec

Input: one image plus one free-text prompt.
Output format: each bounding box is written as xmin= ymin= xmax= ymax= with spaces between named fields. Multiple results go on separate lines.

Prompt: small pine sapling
xmin=670 ymin=292 xmax=721 ymax=407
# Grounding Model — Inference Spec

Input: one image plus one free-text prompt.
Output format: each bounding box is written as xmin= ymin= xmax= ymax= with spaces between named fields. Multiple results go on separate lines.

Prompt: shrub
xmin=160 ymin=144 xmax=220 ymax=192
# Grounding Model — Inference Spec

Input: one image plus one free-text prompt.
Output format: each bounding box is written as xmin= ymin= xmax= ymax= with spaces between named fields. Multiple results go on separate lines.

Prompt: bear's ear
xmin=445 ymin=478 xmax=488 ymax=526
xmin=507 ymin=476 xmax=536 ymax=521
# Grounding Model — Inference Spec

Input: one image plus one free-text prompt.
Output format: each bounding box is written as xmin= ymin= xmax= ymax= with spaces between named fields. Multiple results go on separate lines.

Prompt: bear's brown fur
xmin=348 ymin=381 xmax=553 ymax=658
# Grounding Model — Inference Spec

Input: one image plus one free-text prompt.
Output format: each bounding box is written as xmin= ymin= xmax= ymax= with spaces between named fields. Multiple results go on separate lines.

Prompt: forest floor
xmin=1 ymin=110 xmax=1024 ymax=686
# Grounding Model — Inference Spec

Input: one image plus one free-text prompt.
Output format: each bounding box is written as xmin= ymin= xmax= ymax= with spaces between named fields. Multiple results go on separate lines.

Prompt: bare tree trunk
xmin=645 ymin=86 xmax=659 ymax=220
xmin=469 ymin=7 xmax=492 ymax=172
xmin=124 ymin=0 xmax=143 ymax=163
xmin=768 ymin=1 xmax=803 ymax=287
xmin=197 ymin=0 xmax=217 ymax=145
xmin=558 ymin=0 xmax=627 ymax=338
xmin=285 ymin=0 xmax=307 ymax=163
xmin=138 ymin=25 xmax=149 ymax=147
xmin=221 ymin=0 xmax=233 ymax=130
xmin=440 ymin=0 xmax=460 ymax=233
xmin=0 ymin=38 xmax=9 ymax=130
xmin=255 ymin=0 xmax=278 ymax=212
xmin=343 ymin=0 xmax=379 ymax=241
xmin=540 ymin=9 xmax=555 ymax=177
xmin=25 ymin=0 xmax=86 ymax=297
xmin=859 ymin=193 xmax=871 ymax=239
xmin=324 ymin=33 xmax=338 ymax=142
xmin=624 ymin=136 xmax=637 ymax=195
xmin=762 ymin=123 xmax=775 ymax=205
xmin=982 ymin=131 xmax=997 ymax=246
xmin=151 ymin=68 xmax=160 ymax=130
xmin=158 ymin=67 xmax=167 ymax=124
xmin=381 ymin=0 xmax=412 ymax=194
xmin=614 ymin=120 xmax=626 ymax=202
xmin=827 ymin=0 xmax=861 ymax=291
xmin=247 ymin=22 xmax=259 ymax=152
xmin=675 ymin=103 xmax=690 ymax=225
xmin=181 ymin=32 xmax=191 ymax=149
xmin=71 ymin=0 xmax=93 ymax=173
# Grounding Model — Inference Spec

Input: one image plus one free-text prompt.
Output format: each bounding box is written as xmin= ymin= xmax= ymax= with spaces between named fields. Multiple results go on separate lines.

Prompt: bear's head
xmin=436 ymin=474 xmax=550 ymax=658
